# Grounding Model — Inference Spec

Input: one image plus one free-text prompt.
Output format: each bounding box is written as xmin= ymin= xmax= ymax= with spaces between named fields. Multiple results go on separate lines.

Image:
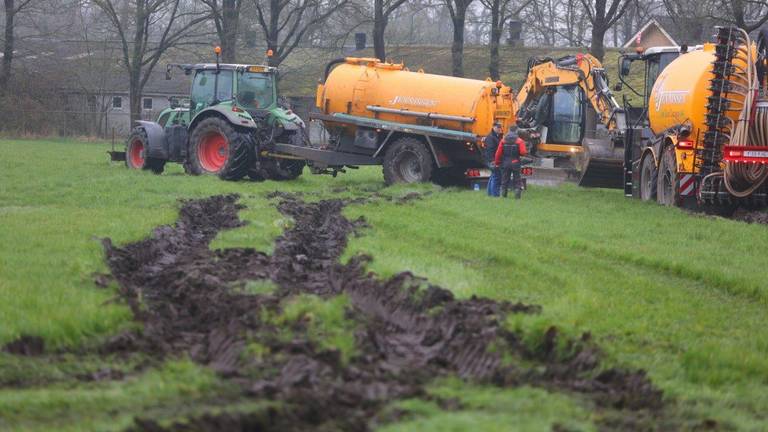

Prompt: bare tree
xmin=373 ymin=0 xmax=407 ymax=60
xmin=715 ymin=0 xmax=768 ymax=32
xmin=522 ymin=0 xmax=558 ymax=46
xmin=252 ymin=0 xmax=349 ymax=67
xmin=443 ymin=0 xmax=474 ymax=77
xmin=480 ymin=0 xmax=531 ymax=80
xmin=201 ymin=0 xmax=243 ymax=63
xmin=1 ymin=0 xmax=35 ymax=94
xmin=92 ymin=0 xmax=209 ymax=124
xmin=579 ymin=0 xmax=631 ymax=61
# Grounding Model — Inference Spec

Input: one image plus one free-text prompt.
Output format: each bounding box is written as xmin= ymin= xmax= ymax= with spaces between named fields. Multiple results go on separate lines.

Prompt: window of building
xmin=143 ymin=97 xmax=153 ymax=110
xmin=112 ymin=96 xmax=122 ymax=110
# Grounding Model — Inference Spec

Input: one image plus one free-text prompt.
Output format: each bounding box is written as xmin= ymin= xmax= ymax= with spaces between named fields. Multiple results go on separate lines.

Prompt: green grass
xmin=2 ymin=139 xmax=768 ymax=430
xmin=0 ymin=359 xmax=220 ymax=431
xmin=274 ymin=294 xmax=358 ymax=365
xmin=378 ymin=378 xmax=596 ymax=432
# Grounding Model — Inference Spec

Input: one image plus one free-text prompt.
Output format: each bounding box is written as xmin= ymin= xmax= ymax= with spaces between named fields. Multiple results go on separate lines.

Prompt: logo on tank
xmin=653 ymin=74 xmax=689 ymax=112
xmin=389 ymin=95 xmax=438 ymax=107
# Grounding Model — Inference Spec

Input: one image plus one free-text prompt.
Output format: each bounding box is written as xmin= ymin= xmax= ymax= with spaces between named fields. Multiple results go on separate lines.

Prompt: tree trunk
xmin=129 ymin=69 xmax=142 ymax=126
xmin=373 ymin=0 xmax=387 ymax=60
xmin=220 ymin=0 xmax=239 ymax=63
xmin=1 ymin=0 xmax=15 ymax=95
xmin=590 ymin=24 xmax=607 ymax=62
xmin=488 ymin=0 xmax=501 ymax=80
xmin=451 ymin=13 xmax=467 ymax=77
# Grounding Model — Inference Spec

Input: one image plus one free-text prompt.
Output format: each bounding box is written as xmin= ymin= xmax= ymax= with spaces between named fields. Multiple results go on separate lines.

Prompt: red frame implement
xmin=723 ymin=146 xmax=768 ymax=164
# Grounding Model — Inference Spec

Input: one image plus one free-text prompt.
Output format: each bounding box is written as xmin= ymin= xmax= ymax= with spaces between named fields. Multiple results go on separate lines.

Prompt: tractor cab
xmin=186 ymin=64 xmax=278 ymax=117
xmin=615 ymin=46 xmax=690 ymax=127
xmin=618 ymin=45 xmax=694 ymax=197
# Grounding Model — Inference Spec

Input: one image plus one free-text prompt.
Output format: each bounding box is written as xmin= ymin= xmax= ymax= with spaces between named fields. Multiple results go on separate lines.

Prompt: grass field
xmin=1 ymin=139 xmax=768 ymax=431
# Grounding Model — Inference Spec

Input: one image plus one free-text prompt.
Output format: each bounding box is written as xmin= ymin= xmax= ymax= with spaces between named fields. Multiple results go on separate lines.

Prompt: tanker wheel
xmin=639 ymin=153 xmax=658 ymax=201
xmin=383 ymin=137 xmax=434 ymax=185
xmin=188 ymin=117 xmax=253 ymax=181
xmin=125 ymin=127 xmax=165 ymax=174
xmin=262 ymin=158 xmax=306 ymax=181
xmin=657 ymin=145 xmax=679 ymax=206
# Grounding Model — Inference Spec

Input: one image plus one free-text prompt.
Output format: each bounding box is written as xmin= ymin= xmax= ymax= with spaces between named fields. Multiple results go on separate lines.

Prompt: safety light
xmin=214 ymin=46 xmax=222 ymax=55
xmin=266 ymin=49 xmax=274 ymax=58
xmin=522 ymin=167 xmax=534 ymax=176
xmin=495 ymin=81 xmax=503 ymax=89
xmin=247 ymin=66 xmax=266 ymax=72
xmin=676 ymin=139 xmax=694 ymax=149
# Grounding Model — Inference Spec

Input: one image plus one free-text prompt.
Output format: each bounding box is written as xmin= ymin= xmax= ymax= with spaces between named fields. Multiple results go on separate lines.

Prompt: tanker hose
xmin=722 ymin=28 xmax=768 ymax=197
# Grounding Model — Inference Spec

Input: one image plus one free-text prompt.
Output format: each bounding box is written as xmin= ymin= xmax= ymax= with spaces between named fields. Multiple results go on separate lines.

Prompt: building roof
xmin=623 ymin=18 xmax=678 ymax=48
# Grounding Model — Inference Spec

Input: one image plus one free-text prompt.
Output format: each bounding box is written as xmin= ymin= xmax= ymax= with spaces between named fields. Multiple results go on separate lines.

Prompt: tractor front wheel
xmin=188 ymin=117 xmax=253 ymax=181
xmin=639 ymin=153 xmax=657 ymax=201
xmin=657 ymin=145 xmax=678 ymax=206
xmin=383 ymin=137 xmax=434 ymax=185
xmin=125 ymin=127 xmax=165 ymax=174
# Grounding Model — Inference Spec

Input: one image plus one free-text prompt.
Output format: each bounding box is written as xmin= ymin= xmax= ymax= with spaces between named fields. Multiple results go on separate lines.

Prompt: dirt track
xmin=4 ymin=192 xmax=669 ymax=430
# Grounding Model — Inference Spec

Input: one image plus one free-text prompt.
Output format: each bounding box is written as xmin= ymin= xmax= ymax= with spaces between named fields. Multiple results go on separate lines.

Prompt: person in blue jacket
xmin=484 ymin=123 xmax=503 ymax=196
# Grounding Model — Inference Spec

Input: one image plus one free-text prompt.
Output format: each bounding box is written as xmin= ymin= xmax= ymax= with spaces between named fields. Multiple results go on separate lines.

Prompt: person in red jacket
xmin=494 ymin=127 xmax=528 ymax=199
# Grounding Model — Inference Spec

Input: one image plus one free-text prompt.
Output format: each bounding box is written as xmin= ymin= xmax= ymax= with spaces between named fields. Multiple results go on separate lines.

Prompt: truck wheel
xmin=383 ymin=137 xmax=434 ymax=185
xmin=188 ymin=117 xmax=253 ymax=181
xmin=656 ymin=145 xmax=678 ymax=206
xmin=125 ymin=127 xmax=165 ymax=174
xmin=639 ymin=154 xmax=657 ymax=201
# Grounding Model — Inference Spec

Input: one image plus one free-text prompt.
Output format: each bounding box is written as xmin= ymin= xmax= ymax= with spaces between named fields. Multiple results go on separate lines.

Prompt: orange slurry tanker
xmin=625 ymin=27 xmax=768 ymax=210
xmin=276 ymin=57 xmax=517 ymax=184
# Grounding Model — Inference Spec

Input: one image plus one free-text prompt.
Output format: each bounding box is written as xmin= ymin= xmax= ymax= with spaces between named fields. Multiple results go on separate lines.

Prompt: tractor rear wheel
xmin=188 ymin=117 xmax=253 ymax=181
xmin=639 ymin=153 xmax=657 ymax=201
xmin=125 ymin=127 xmax=165 ymax=174
xmin=383 ymin=137 xmax=434 ymax=185
xmin=657 ymin=145 xmax=678 ymax=206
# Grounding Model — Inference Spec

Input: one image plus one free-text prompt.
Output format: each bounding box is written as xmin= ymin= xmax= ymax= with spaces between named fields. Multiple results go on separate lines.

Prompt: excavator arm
xmin=516 ymin=54 xmax=624 ymax=132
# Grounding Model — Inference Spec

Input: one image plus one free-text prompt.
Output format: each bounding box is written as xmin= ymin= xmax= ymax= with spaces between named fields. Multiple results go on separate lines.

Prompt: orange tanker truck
xmin=624 ymin=27 xmax=768 ymax=210
xmin=273 ymin=57 xmax=517 ymax=184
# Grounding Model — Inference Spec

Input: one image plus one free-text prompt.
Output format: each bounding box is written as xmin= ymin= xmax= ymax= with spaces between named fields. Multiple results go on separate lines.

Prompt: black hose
xmin=323 ymin=58 xmax=347 ymax=84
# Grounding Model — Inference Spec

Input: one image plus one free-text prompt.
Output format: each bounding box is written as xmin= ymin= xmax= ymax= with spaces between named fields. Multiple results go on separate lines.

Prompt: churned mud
xmin=3 ymin=192 xmax=669 ymax=430
xmin=731 ymin=207 xmax=768 ymax=224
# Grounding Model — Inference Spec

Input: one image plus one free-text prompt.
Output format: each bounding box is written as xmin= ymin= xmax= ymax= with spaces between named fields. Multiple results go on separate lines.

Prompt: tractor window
xmin=237 ymin=72 xmax=275 ymax=110
xmin=191 ymin=70 xmax=233 ymax=110
xmin=158 ymin=112 xmax=170 ymax=128
xmin=549 ymin=85 xmax=583 ymax=144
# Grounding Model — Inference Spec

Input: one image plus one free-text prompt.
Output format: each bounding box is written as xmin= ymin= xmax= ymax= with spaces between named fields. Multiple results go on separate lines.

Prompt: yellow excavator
xmin=515 ymin=54 xmax=626 ymax=188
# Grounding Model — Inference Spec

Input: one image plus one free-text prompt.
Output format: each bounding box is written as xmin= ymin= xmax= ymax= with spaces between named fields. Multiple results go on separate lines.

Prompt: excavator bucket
xmin=577 ymin=138 xmax=624 ymax=189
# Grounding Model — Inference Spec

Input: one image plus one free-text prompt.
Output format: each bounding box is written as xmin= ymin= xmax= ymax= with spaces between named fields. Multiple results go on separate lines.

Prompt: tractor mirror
xmin=620 ymin=58 xmax=632 ymax=76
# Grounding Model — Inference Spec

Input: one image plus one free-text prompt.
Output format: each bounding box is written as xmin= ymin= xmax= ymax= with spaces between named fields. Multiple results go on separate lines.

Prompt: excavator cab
xmin=515 ymin=54 xmax=628 ymax=188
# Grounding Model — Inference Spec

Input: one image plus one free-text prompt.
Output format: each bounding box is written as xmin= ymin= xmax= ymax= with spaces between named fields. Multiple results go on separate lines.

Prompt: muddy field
xmin=5 ymin=192 xmax=682 ymax=430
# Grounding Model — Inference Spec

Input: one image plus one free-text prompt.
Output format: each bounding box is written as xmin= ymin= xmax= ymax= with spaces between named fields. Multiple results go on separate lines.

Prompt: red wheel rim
xmin=199 ymin=132 xmax=228 ymax=172
xmin=129 ymin=139 xmax=145 ymax=168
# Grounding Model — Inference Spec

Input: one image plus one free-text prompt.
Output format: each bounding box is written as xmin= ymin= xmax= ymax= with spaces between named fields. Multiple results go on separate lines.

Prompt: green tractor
xmin=123 ymin=58 xmax=307 ymax=181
